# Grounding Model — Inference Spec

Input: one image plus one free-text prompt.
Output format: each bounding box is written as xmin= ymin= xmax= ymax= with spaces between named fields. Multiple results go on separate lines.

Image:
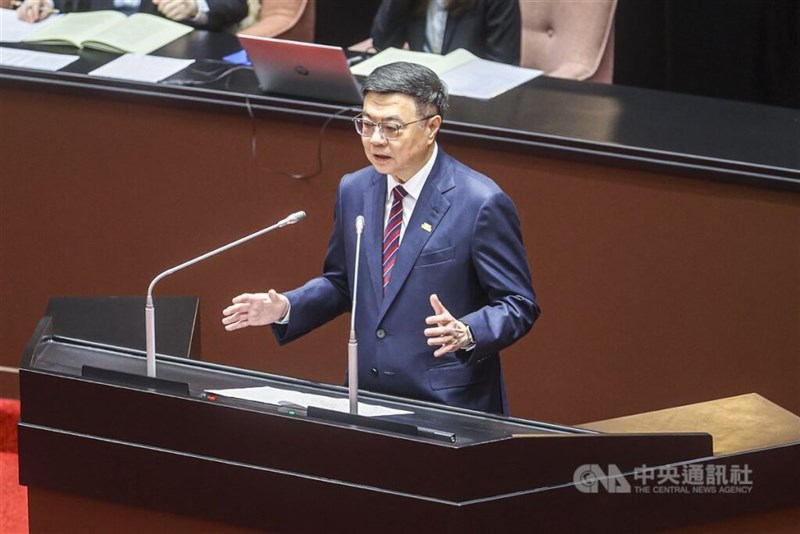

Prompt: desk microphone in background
xmin=145 ymin=210 xmax=306 ymax=377
xmin=348 ymin=215 xmax=365 ymax=414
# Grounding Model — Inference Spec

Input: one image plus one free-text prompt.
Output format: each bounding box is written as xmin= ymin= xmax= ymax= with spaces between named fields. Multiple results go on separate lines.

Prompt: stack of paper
xmin=207 ymin=385 xmax=414 ymax=418
xmin=351 ymin=48 xmax=542 ymax=100
xmin=0 ymin=46 xmax=78 ymax=71
xmin=0 ymin=7 xmax=62 ymax=43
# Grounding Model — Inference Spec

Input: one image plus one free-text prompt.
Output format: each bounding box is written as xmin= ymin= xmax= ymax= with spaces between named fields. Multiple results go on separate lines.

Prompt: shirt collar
xmin=387 ymin=143 xmax=438 ymax=201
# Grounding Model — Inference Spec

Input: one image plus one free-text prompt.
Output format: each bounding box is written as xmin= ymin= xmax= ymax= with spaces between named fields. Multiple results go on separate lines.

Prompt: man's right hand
xmin=16 ymin=0 xmax=52 ymax=22
xmin=222 ymin=290 xmax=289 ymax=331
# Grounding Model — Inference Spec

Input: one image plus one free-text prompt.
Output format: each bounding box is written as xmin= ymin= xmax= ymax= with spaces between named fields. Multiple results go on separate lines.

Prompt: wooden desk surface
xmin=1 ymin=30 xmax=798 ymax=189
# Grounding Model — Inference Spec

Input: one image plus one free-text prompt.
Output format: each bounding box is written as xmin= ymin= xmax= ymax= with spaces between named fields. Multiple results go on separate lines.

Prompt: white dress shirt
xmin=384 ymin=143 xmax=439 ymax=242
xmin=424 ymin=0 xmax=448 ymax=54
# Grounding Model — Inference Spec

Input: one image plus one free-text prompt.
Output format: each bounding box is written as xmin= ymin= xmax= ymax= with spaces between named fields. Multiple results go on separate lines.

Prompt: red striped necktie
xmin=382 ymin=185 xmax=408 ymax=293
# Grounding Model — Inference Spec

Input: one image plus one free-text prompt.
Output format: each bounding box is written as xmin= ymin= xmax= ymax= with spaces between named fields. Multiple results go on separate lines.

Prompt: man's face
xmin=360 ymin=92 xmax=441 ymax=183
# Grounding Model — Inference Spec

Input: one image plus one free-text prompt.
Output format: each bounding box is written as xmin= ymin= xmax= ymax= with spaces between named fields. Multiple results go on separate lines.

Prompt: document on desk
xmin=88 ymin=53 xmax=194 ymax=83
xmin=442 ymin=57 xmax=542 ymax=99
xmin=21 ymin=11 xmax=192 ymax=55
xmin=351 ymin=47 xmax=542 ymax=99
xmin=207 ymin=385 xmax=413 ymax=417
xmin=0 ymin=46 xmax=78 ymax=71
xmin=0 ymin=8 xmax=62 ymax=42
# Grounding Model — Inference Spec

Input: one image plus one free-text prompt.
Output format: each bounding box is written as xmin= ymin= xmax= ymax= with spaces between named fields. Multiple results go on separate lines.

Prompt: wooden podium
xmin=44 ymin=296 xmax=200 ymax=358
xmin=17 ymin=314 xmax=800 ymax=533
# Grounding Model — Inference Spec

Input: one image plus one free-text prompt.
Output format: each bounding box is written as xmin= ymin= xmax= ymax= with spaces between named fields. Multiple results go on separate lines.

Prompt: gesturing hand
xmin=222 ymin=290 xmax=289 ymax=331
xmin=424 ymin=294 xmax=472 ymax=357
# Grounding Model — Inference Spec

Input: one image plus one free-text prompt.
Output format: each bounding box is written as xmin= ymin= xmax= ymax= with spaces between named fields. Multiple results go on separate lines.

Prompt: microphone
xmin=145 ymin=211 xmax=306 ymax=377
xmin=348 ymin=215 xmax=365 ymax=414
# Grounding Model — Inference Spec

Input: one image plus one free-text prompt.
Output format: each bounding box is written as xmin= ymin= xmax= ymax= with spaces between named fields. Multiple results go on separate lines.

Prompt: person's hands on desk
xmin=153 ymin=0 xmax=199 ymax=22
xmin=15 ymin=0 xmax=57 ymax=22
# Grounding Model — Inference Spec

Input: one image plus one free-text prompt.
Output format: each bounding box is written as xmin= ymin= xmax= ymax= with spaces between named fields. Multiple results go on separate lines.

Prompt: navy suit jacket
xmin=53 ymin=0 xmax=248 ymax=31
xmin=371 ymin=0 xmax=521 ymax=65
xmin=274 ymin=149 xmax=539 ymax=414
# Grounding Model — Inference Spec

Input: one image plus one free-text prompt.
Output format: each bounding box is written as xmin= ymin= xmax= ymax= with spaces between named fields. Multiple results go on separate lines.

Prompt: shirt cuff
xmin=193 ymin=0 xmax=209 ymax=24
xmin=462 ymin=323 xmax=476 ymax=351
xmin=274 ymin=298 xmax=291 ymax=325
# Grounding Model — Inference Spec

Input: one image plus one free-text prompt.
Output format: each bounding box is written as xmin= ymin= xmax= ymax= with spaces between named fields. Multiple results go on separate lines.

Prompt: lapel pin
xmin=421 ymin=222 xmax=432 ymax=232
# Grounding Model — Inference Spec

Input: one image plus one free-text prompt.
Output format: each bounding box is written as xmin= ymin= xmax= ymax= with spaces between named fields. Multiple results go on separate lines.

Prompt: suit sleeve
xmin=460 ymin=190 xmax=539 ymax=359
xmin=482 ymin=0 xmax=521 ymax=65
xmin=271 ymin=181 xmax=351 ymax=344
xmin=204 ymin=0 xmax=248 ymax=31
xmin=371 ymin=0 xmax=414 ymax=51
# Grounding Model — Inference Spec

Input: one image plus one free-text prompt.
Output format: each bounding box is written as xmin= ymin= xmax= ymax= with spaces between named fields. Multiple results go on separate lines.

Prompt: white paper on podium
xmin=206 ymin=385 xmax=413 ymax=417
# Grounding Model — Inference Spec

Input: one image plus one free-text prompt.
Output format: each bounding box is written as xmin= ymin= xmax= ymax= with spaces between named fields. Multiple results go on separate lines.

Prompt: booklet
xmin=351 ymin=47 xmax=542 ymax=100
xmin=22 ymin=11 xmax=192 ymax=55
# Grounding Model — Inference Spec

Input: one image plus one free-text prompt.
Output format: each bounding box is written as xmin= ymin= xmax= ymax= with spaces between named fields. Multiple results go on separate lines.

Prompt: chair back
xmin=520 ymin=0 xmax=616 ymax=83
xmin=240 ymin=0 xmax=316 ymax=42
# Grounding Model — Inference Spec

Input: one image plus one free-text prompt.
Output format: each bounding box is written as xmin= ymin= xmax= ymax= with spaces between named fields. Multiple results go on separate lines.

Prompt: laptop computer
xmin=238 ymin=35 xmax=363 ymax=106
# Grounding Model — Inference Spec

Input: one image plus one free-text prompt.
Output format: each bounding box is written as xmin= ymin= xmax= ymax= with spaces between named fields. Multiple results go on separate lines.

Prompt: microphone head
xmin=355 ymin=215 xmax=365 ymax=234
xmin=286 ymin=211 xmax=307 ymax=224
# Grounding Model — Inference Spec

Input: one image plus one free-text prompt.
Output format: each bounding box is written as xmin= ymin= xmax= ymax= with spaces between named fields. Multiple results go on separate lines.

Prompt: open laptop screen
xmin=238 ymin=35 xmax=363 ymax=106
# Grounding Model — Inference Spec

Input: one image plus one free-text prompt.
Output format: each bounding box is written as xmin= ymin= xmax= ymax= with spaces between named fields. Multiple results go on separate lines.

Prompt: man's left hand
xmin=425 ymin=294 xmax=472 ymax=357
xmin=153 ymin=0 xmax=198 ymax=21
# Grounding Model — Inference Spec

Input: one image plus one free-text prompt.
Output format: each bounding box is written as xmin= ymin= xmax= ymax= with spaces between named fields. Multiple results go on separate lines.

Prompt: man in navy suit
xmin=223 ymin=62 xmax=539 ymax=414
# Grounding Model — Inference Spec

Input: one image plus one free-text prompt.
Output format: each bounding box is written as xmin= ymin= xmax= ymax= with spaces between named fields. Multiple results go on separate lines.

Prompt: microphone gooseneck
xmin=145 ymin=210 xmax=306 ymax=377
xmin=349 ymin=214 xmax=365 ymax=414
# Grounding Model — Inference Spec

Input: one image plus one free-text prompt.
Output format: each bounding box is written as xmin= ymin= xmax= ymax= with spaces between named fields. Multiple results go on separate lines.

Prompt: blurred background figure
xmin=16 ymin=0 xmax=249 ymax=31
xmin=370 ymin=0 xmax=521 ymax=65
xmin=238 ymin=0 xmax=315 ymax=41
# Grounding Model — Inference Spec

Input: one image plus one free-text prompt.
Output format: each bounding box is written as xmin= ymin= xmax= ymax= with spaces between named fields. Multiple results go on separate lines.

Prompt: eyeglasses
xmin=353 ymin=114 xmax=435 ymax=140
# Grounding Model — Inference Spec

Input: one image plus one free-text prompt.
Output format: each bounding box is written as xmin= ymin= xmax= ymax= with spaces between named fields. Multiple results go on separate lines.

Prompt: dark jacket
xmin=371 ymin=0 xmax=522 ymax=65
xmin=53 ymin=0 xmax=248 ymax=32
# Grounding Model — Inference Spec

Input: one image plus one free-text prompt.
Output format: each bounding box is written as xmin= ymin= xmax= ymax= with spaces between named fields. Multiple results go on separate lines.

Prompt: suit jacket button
xmin=376 ymin=328 xmax=386 ymax=339
xmin=370 ymin=367 xmax=379 ymax=376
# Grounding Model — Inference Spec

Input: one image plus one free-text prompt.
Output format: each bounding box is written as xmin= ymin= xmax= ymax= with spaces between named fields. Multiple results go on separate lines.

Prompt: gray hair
xmin=362 ymin=62 xmax=450 ymax=118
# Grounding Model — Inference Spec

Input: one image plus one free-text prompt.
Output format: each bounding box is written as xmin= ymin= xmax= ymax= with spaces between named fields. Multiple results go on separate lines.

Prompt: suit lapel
xmin=363 ymin=172 xmax=386 ymax=306
xmin=441 ymin=11 xmax=458 ymax=54
xmin=378 ymin=153 xmax=454 ymax=321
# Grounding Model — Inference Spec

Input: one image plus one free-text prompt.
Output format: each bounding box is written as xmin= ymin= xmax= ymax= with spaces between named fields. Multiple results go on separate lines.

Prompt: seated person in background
xmin=16 ymin=0 xmax=249 ymax=31
xmin=371 ymin=0 xmax=521 ymax=65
